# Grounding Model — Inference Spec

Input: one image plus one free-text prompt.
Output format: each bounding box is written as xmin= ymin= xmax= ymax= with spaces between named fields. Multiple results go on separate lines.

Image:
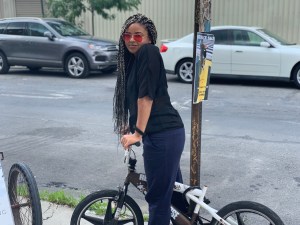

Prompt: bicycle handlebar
xmin=124 ymin=142 xmax=140 ymax=164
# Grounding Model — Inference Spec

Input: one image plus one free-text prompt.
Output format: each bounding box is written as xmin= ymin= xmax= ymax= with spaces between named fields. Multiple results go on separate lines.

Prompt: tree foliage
xmin=47 ymin=0 xmax=141 ymax=24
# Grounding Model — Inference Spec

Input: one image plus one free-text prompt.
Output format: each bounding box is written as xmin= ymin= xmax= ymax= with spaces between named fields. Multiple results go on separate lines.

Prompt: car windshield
xmin=46 ymin=20 xmax=89 ymax=36
xmin=257 ymin=29 xmax=295 ymax=45
xmin=180 ymin=33 xmax=194 ymax=43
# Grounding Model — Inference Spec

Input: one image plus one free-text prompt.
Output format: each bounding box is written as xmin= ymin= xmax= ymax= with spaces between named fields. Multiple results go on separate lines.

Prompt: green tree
xmin=47 ymin=0 xmax=141 ymax=33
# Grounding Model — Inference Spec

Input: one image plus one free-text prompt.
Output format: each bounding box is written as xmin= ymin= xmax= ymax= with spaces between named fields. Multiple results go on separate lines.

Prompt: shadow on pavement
xmin=5 ymin=67 xmax=117 ymax=80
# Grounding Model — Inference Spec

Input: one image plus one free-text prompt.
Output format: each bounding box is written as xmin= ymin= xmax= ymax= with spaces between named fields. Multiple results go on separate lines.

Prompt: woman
xmin=113 ymin=13 xmax=185 ymax=225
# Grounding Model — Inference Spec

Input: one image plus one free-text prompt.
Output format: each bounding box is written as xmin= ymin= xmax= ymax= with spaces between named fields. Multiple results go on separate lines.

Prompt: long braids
xmin=113 ymin=13 xmax=157 ymax=135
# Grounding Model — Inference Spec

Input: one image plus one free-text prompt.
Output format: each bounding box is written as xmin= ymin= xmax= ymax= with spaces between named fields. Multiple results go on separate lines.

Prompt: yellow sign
xmin=193 ymin=32 xmax=215 ymax=104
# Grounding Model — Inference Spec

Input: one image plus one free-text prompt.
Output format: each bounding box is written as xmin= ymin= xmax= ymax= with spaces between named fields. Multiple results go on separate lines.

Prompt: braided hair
xmin=113 ymin=13 xmax=157 ymax=135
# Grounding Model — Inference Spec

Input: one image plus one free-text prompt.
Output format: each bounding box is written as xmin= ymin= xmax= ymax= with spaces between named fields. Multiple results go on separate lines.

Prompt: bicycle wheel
xmin=8 ymin=163 xmax=42 ymax=225
xmin=210 ymin=201 xmax=284 ymax=225
xmin=70 ymin=189 xmax=144 ymax=225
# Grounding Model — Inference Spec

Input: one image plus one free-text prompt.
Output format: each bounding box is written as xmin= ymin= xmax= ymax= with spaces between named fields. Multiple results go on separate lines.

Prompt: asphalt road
xmin=0 ymin=68 xmax=299 ymax=224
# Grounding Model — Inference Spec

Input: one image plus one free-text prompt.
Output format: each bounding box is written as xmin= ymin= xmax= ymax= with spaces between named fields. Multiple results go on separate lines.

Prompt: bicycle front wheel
xmin=8 ymin=163 xmax=42 ymax=225
xmin=70 ymin=189 xmax=144 ymax=225
xmin=210 ymin=201 xmax=284 ymax=225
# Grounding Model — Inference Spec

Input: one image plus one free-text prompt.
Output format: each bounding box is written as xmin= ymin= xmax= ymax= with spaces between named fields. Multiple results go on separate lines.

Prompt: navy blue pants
xmin=142 ymin=127 xmax=185 ymax=225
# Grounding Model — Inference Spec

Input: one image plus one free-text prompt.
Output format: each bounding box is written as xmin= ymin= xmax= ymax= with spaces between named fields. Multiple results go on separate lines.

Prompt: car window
xmin=28 ymin=22 xmax=49 ymax=37
xmin=257 ymin=28 xmax=293 ymax=45
xmin=46 ymin=20 xmax=89 ymax=36
xmin=0 ymin=22 xmax=8 ymax=34
xmin=5 ymin=22 xmax=27 ymax=36
xmin=210 ymin=30 xmax=229 ymax=45
xmin=180 ymin=33 xmax=194 ymax=43
xmin=232 ymin=30 xmax=265 ymax=46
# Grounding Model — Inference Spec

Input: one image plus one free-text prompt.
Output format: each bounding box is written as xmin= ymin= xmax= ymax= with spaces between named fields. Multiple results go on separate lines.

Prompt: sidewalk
xmin=42 ymin=201 xmax=149 ymax=225
xmin=42 ymin=201 xmax=73 ymax=225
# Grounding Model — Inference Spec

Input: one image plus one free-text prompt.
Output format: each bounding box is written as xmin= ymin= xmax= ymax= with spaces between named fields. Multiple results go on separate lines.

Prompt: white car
xmin=160 ymin=25 xmax=300 ymax=88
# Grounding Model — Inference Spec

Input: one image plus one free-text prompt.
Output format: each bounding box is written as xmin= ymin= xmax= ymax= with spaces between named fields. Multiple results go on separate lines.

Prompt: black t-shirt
xmin=125 ymin=44 xmax=184 ymax=134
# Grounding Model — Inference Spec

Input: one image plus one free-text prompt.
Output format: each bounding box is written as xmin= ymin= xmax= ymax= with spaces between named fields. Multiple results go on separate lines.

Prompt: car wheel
xmin=0 ymin=52 xmax=10 ymax=74
xmin=292 ymin=64 xmax=300 ymax=89
xmin=65 ymin=53 xmax=89 ymax=78
xmin=27 ymin=66 xmax=42 ymax=72
xmin=100 ymin=66 xmax=117 ymax=74
xmin=176 ymin=59 xmax=193 ymax=83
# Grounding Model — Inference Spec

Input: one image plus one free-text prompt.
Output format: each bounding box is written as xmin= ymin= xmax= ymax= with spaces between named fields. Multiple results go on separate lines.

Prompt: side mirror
xmin=260 ymin=41 xmax=271 ymax=48
xmin=44 ymin=31 xmax=55 ymax=40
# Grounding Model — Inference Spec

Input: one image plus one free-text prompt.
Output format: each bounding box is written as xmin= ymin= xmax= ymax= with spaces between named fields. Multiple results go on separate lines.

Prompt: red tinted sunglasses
xmin=122 ymin=33 xmax=144 ymax=43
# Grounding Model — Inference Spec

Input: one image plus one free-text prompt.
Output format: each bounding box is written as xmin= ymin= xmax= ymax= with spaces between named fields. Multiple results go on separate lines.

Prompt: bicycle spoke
xmin=236 ymin=212 xmax=246 ymax=225
xmin=104 ymin=199 xmax=114 ymax=222
xmin=117 ymin=218 xmax=135 ymax=225
xmin=82 ymin=214 xmax=104 ymax=225
xmin=9 ymin=171 xmax=34 ymax=225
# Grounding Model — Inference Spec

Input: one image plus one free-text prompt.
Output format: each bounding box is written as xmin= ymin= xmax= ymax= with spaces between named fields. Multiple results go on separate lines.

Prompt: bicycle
xmin=0 ymin=152 xmax=43 ymax=225
xmin=70 ymin=144 xmax=285 ymax=225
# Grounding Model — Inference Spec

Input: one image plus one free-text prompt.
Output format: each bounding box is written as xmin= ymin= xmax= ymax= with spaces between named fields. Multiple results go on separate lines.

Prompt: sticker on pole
xmin=0 ymin=162 xmax=15 ymax=225
xmin=193 ymin=32 xmax=215 ymax=104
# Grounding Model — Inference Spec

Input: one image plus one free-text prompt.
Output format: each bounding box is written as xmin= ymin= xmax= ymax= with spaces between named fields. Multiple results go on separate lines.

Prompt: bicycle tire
xmin=8 ymin=163 xmax=42 ymax=225
xmin=210 ymin=201 xmax=284 ymax=225
xmin=70 ymin=189 xmax=144 ymax=225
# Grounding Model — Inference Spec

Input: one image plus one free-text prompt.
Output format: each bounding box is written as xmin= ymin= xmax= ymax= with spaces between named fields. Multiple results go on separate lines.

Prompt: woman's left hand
xmin=121 ymin=133 xmax=142 ymax=149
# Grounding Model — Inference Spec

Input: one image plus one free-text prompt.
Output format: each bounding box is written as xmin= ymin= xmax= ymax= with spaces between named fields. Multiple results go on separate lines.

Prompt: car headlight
xmin=88 ymin=44 xmax=108 ymax=50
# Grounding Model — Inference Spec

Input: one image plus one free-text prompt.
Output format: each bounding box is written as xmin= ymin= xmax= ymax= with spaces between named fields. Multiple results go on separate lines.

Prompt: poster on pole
xmin=0 ymin=160 xmax=15 ymax=225
xmin=193 ymin=32 xmax=215 ymax=104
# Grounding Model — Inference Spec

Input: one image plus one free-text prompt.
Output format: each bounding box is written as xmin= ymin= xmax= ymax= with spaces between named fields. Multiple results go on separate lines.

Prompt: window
xmin=232 ymin=30 xmax=265 ymax=46
xmin=47 ymin=20 xmax=88 ymax=36
xmin=5 ymin=22 xmax=26 ymax=35
xmin=211 ymin=30 xmax=229 ymax=44
xmin=0 ymin=23 xmax=8 ymax=34
xmin=28 ymin=22 xmax=48 ymax=37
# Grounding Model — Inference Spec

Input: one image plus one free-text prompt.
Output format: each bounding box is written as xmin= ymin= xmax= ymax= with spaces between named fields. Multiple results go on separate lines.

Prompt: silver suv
xmin=0 ymin=17 xmax=118 ymax=78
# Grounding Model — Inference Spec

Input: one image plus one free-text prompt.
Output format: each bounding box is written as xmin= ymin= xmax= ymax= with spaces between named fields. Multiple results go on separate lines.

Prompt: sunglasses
xmin=122 ymin=33 xmax=144 ymax=43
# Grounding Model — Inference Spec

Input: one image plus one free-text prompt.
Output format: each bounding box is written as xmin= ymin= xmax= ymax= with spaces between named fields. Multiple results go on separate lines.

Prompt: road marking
xmin=0 ymin=93 xmax=72 ymax=99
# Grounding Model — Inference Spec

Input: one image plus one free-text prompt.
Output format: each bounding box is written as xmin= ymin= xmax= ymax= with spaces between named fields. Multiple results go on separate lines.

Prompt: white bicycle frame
xmin=173 ymin=182 xmax=236 ymax=225
xmin=125 ymin=148 xmax=235 ymax=225
xmin=0 ymin=153 xmax=15 ymax=225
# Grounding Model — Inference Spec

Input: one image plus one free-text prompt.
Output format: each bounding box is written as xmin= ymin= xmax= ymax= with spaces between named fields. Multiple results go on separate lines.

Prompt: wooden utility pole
xmin=190 ymin=0 xmax=212 ymax=186
xmin=40 ymin=0 xmax=45 ymax=17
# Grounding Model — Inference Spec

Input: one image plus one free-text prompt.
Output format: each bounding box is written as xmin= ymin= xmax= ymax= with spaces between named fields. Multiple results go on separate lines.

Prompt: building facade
xmin=0 ymin=0 xmax=45 ymax=18
xmin=1 ymin=0 xmax=299 ymax=44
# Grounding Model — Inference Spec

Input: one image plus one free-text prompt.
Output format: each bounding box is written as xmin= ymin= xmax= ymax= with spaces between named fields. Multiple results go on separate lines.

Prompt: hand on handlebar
xmin=120 ymin=133 xmax=142 ymax=150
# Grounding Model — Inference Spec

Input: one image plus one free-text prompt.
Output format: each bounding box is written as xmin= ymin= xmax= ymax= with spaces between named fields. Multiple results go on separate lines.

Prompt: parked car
xmin=160 ymin=25 xmax=300 ymax=88
xmin=0 ymin=17 xmax=118 ymax=78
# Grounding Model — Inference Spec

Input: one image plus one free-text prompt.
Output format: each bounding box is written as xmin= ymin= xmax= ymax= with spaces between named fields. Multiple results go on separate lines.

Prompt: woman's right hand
xmin=121 ymin=133 xmax=142 ymax=150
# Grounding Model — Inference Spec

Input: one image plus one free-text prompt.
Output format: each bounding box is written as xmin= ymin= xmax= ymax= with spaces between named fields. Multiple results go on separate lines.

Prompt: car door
xmin=26 ymin=22 xmax=64 ymax=65
xmin=2 ymin=22 xmax=29 ymax=61
xmin=230 ymin=29 xmax=280 ymax=76
xmin=210 ymin=29 xmax=232 ymax=74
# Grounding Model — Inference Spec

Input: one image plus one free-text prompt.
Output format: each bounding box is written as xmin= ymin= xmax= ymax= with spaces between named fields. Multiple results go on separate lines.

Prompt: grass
xmin=39 ymin=190 xmax=83 ymax=208
xmin=38 ymin=190 xmax=149 ymax=221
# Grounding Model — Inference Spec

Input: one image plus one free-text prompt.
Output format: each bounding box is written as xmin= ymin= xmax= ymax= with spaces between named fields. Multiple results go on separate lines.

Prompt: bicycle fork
xmin=113 ymin=181 xmax=130 ymax=221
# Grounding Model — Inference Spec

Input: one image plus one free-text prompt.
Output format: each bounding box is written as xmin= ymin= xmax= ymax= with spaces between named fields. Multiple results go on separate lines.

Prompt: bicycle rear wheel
xmin=70 ymin=189 xmax=144 ymax=225
xmin=210 ymin=201 xmax=284 ymax=225
xmin=8 ymin=163 xmax=42 ymax=225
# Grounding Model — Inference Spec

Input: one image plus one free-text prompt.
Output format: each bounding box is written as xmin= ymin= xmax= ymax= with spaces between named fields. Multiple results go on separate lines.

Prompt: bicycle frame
xmin=118 ymin=149 xmax=232 ymax=225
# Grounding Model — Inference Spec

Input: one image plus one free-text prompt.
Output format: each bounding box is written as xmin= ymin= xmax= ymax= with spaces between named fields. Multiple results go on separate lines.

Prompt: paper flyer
xmin=193 ymin=32 xmax=215 ymax=104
